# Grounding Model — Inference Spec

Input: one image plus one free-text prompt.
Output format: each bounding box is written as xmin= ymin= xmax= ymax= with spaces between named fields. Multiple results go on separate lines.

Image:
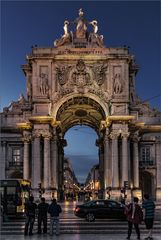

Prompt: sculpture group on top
xmin=54 ymin=9 xmax=104 ymax=48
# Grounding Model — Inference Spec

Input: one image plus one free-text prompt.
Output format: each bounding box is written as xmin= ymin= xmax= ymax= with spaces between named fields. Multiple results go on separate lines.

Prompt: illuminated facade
xmin=0 ymin=10 xmax=161 ymax=201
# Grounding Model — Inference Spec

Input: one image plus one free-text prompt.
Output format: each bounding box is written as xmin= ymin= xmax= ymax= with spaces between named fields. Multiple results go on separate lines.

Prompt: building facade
xmin=0 ymin=10 xmax=161 ymax=201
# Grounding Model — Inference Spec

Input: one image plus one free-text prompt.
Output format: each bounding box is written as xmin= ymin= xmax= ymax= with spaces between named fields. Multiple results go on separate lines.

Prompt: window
xmin=12 ymin=149 xmax=21 ymax=162
xmin=140 ymin=146 xmax=153 ymax=166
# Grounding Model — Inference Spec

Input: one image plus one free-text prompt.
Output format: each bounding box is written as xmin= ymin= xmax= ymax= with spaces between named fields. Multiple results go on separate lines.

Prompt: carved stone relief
xmin=39 ymin=66 xmax=49 ymax=95
xmin=113 ymin=73 xmax=123 ymax=94
xmin=92 ymin=64 xmax=107 ymax=86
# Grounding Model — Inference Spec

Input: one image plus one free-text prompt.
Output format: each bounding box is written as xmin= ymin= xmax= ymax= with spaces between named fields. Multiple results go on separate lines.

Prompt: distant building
xmin=0 ymin=9 xmax=161 ymax=201
xmin=64 ymin=158 xmax=79 ymax=200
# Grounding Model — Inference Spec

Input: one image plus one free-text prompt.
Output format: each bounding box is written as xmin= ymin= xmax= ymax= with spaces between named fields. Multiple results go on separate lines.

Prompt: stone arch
xmin=52 ymin=92 xmax=109 ymax=120
xmin=55 ymin=95 xmax=107 ymax=135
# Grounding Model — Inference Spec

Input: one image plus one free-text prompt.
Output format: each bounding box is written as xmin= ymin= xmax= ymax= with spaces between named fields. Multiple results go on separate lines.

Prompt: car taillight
xmin=75 ymin=207 xmax=81 ymax=212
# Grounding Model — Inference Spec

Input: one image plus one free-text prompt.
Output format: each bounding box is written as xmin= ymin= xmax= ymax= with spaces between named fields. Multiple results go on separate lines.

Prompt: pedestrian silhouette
xmin=142 ymin=194 xmax=155 ymax=240
xmin=37 ymin=197 xmax=49 ymax=234
xmin=48 ymin=198 xmax=62 ymax=236
xmin=124 ymin=197 xmax=143 ymax=240
xmin=24 ymin=196 xmax=37 ymax=236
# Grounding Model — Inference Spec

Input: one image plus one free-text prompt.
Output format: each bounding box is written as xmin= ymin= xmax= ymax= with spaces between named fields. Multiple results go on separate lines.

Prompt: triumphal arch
xmin=1 ymin=9 xmax=161 ymax=201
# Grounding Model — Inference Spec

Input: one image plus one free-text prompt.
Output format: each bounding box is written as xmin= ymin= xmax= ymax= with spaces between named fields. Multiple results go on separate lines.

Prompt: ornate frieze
xmin=54 ymin=59 xmax=108 ymax=102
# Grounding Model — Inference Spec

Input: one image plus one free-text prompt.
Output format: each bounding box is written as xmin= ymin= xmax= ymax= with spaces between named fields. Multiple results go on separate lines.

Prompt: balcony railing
xmin=139 ymin=161 xmax=154 ymax=166
xmin=9 ymin=161 xmax=23 ymax=167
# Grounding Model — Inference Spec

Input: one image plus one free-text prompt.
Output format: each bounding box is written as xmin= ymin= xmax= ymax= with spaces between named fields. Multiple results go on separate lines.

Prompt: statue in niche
xmin=39 ymin=73 xmax=49 ymax=95
xmin=54 ymin=20 xmax=71 ymax=47
xmin=113 ymin=73 xmax=122 ymax=94
xmin=75 ymin=8 xmax=87 ymax=38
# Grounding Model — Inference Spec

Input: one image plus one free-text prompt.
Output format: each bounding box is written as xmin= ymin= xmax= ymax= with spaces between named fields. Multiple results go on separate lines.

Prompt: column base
xmin=156 ymin=188 xmax=161 ymax=202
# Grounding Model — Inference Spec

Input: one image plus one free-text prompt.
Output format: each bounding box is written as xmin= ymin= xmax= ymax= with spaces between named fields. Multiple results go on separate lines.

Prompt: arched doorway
xmin=55 ymin=96 xmax=107 ymax=200
xmin=140 ymin=171 xmax=154 ymax=199
xmin=64 ymin=125 xmax=99 ymax=201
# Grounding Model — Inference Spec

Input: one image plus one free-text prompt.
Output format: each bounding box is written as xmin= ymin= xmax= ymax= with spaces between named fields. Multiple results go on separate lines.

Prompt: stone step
xmin=1 ymin=219 xmax=161 ymax=235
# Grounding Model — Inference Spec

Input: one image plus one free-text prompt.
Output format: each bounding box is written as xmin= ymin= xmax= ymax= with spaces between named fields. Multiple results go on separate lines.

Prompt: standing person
xmin=37 ymin=197 xmax=49 ymax=234
xmin=124 ymin=197 xmax=143 ymax=240
xmin=48 ymin=198 xmax=62 ymax=236
xmin=24 ymin=196 xmax=37 ymax=236
xmin=142 ymin=194 xmax=155 ymax=240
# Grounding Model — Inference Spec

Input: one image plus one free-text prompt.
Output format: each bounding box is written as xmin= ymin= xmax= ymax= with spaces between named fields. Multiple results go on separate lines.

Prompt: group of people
xmin=24 ymin=193 xmax=155 ymax=239
xmin=24 ymin=197 xmax=62 ymax=236
xmin=124 ymin=194 xmax=155 ymax=240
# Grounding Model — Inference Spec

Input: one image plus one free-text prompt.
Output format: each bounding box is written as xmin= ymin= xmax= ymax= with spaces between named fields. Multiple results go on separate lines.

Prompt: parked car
xmin=74 ymin=199 xmax=126 ymax=222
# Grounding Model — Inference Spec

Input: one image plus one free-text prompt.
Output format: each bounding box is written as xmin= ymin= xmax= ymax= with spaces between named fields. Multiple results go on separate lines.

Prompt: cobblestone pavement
xmin=1 ymin=234 xmax=161 ymax=240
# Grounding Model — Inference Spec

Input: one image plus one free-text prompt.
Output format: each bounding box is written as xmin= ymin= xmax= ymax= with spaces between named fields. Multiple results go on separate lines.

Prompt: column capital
xmin=23 ymin=132 xmax=32 ymax=142
xmin=41 ymin=130 xmax=52 ymax=139
xmin=32 ymin=129 xmax=41 ymax=138
xmin=109 ymin=131 xmax=120 ymax=140
xmin=121 ymin=132 xmax=130 ymax=139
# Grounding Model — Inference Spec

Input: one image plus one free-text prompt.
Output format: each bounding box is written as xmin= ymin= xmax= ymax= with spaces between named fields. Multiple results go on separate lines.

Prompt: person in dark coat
xmin=24 ymin=196 xmax=37 ymax=236
xmin=124 ymin=197 xmax=143 ymax=240
xmin=48 ymin=198 xmax=62 ymax=236
xmin=37 ymin=197 xmax=49 ymax=234
xmin=142 ymin=194 xmax=155 ymax=240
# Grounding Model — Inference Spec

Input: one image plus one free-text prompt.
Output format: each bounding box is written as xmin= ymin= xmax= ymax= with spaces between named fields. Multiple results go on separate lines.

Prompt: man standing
xmin=48 ymin=198 xmax=62 ymax=236
xmin=24 ymin=196 xmax=37 ymax=236
xmin=37 ymin=197 xmax=49 ymax=234
xmin=142 ymin=194 xmax=155 ymax=240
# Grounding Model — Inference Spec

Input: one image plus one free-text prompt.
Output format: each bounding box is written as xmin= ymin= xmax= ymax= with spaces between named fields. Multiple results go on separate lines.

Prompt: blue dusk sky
xmin=1 ymin=1 xmax=161 ymax=183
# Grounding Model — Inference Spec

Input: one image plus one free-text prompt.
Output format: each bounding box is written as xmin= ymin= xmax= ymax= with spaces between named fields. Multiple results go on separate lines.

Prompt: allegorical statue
xmin=54 ymin=20 xmax=71 ymax=47
xmin=90 ymin=20 xmax=98 ymax=34
xmin=74 ymin=8 xmax=87 ymax=38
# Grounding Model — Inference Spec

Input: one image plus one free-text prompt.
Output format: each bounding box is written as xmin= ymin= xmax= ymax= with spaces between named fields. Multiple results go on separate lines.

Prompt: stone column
xmin=43 ymin=133 xmax=51 ymax=189
xmin=23 ymin=132 xmax=31 ymax=180
xmin=133 ymin=137 xmax=139 ymax=188
xmin=110 ymin=132 xmax=119 ymax=188
xmin=104 ymin=128 xmax=110 ymax=189
xmin=121 ymin=132 xmax=129 ymax=186
xmin=51 ymin=129 xmax=58 ymax=191
xmin=0 ymin=141 xmax=6 ymax=179
xmin=32 ymin=130 xmax=41 ymax=190
xmin=156 ymin=137 xmax=161 ymax=201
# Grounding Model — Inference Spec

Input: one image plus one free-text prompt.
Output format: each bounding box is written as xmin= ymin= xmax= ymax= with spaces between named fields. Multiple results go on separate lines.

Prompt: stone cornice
xmin=133 ymin=122 xmax=161 ymax=133
xmin=16 ymin=122 xmax=32 ymax=130
xmin=100 ymin=115 xmax=135 ymax=130
xmin=108 ymin=115 xmax=135 ymax=121
xmin=29 ymin=116 xmax=53 ymax=124
xmin=140 ymin=124 xmax=161 ymax=133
